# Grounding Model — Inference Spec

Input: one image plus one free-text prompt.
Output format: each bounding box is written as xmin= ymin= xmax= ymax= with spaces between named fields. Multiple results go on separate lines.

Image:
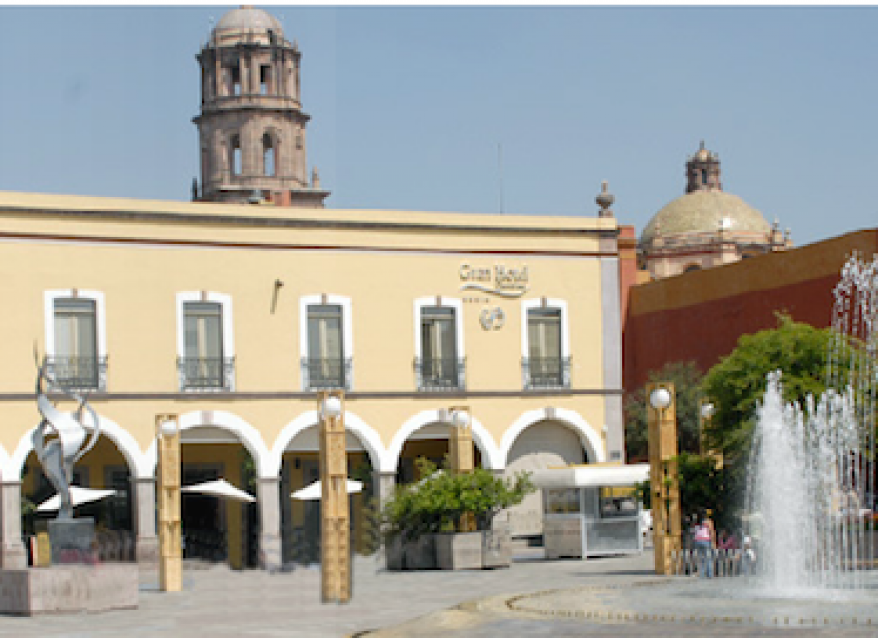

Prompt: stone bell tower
xmin=685 ymin=140 xmax=722 ymax=193
xmin=192 ymin=6 xmax=329 ymax=207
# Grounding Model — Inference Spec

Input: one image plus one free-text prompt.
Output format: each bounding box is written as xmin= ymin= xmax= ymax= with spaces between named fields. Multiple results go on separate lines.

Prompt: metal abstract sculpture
xmin=34 ymin=362 xmax=101 ymax=519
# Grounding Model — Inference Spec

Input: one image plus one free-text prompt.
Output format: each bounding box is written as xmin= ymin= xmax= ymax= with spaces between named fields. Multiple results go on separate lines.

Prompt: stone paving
xmin=1 ymin=551 xmax=878 ymax=637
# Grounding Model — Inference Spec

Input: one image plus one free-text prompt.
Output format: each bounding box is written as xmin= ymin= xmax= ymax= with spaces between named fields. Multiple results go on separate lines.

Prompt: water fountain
xmin=747 ymin=253 xmax=877 ymax=594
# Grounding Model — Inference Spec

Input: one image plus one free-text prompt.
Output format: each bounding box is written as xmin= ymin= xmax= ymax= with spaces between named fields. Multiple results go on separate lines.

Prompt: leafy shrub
xmin=383 ymin=458 xmax=534 ymax=543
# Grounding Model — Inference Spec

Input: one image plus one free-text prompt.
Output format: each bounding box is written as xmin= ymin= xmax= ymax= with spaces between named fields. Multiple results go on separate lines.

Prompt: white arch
xmin=6 ymin=412 xmax=146 ymax=480
xmin=143 ymin=410 xmax=270 ymax=479
xmin=499 ymin=407 xmax=605 ymax=468
xmin=384 ymin=409 xmax=502 ymax=473
xmin=266 ymin=410 xmax=385 ymax=477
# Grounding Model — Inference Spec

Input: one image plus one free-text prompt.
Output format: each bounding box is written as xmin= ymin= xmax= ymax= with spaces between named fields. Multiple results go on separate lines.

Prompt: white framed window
xmin=176 ymin=292 xmax=235 ymax=391
xmin=521 ymin=298 xmax=570 ymax=390
xmin=299 ymin=294 xmax=353 ymax=390
xmin=413 ymin=297 xmax=465 ymax=391
xmin=44 ymin=290 xmax=107 ymax=391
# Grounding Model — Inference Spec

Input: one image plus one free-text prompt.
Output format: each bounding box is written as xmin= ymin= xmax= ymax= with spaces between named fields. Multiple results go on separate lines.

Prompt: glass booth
xmin=532 ymin=464 xmax=650 ymax=559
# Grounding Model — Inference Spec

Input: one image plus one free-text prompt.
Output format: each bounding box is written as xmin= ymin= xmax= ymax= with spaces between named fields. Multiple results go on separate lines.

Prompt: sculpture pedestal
xmin=0 ymin=565 xmax=138 ymax=615
xmin=49 ymin=518 xmax=96 ymax=565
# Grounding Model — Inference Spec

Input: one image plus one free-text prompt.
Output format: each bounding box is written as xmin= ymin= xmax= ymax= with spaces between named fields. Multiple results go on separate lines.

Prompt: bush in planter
xmin=383 ymin=457 xmax=534 ymax=545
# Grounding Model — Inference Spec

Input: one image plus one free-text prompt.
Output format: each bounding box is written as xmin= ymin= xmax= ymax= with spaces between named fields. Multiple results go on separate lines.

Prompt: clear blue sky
xmin=1 ymin=5 xmax=876 ymax=246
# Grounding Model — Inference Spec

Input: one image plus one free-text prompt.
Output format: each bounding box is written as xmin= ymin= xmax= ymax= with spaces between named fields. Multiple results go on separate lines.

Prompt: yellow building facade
xmin=0 ymin=190 xmax=623 ymax=569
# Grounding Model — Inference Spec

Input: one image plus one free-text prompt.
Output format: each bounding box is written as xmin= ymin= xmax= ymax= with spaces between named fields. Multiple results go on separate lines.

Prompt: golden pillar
xmin=156 ymin=414 xmax=182 ymax=592
xmin=647 ymin=383 xmax=681 ymax=576
xmin=448 ymin=407 xmax=476 ymax=532
xmin=319 ymin=391 xmax=350 ymax=604
xmin=699 ymin=399 xmax=723 ymax=469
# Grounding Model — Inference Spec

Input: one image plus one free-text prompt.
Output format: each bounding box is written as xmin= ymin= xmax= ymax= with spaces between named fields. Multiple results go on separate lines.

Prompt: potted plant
xmin=382 ymin=458 xmax=534 ymax=570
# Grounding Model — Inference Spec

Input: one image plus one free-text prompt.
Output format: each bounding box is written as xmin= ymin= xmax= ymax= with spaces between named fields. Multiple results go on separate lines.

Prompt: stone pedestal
xmin=0 ymin=482 xmax=27 ymax=569
xmin=0 ymin=565 xmax=138 ymax=615
xmin=49 ymin=518 xmax=96 ymax=565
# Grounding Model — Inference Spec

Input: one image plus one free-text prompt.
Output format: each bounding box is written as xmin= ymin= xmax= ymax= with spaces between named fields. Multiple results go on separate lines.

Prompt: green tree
xmin=625 ymin=361 xmax=705 ymax=460
xmin=701 ymin=314 xmax=834 ymax=464
xmin=700 ymin=314 xmax=837 ymax=530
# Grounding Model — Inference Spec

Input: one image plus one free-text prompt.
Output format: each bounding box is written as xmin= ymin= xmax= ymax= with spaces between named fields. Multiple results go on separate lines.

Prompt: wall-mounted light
xmin=700 ymin=402 xmax=715 ymax=419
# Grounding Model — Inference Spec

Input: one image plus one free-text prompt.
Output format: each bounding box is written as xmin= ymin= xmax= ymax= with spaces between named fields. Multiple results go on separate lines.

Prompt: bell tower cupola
xmin=685 ymin=140 xmax=722 ymax=193
xmin=192 ymin=6 xmax=329 ymax=207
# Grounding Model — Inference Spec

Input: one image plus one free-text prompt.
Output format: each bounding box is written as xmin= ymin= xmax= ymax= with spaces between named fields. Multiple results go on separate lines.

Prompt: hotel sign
xmin=459 ymin=263 xmax=529 ymax=299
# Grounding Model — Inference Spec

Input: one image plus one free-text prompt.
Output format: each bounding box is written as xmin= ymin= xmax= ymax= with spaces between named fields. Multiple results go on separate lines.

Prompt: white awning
xmin=530 ymin=464 xmax=650 ymax=489
xmin=181 ymin=479 xmax=256 ymax=503
xmin=291 ymin=479 xmax=363 ymax=501
xmin=37 ymin=486 xmax=117 ymax=512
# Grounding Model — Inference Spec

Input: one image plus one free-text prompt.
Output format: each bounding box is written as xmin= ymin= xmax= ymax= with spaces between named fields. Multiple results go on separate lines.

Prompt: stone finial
xmin=311 ymin=168 xmax=321 ymax=189
xmin=596 ymin=180 xmax=615 ymax=218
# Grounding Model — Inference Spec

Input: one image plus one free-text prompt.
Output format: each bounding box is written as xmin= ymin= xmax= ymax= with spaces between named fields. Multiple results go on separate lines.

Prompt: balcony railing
xmin=414 ymin=357 xmax=466 ymax=391
xmin=177 ymin=356 xmax=236 ymax=391
xmin=301 ymin=357 xmax=351 ymax=391
xmin=44 ymin=356 xmax=108 ymax=392
xmin=522 ymin=356 xmax=571 ymax=390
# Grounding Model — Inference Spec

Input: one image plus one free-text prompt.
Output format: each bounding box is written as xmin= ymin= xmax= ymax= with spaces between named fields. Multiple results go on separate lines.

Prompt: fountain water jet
xmin=746 ymin=254 xmax=877 ymax=594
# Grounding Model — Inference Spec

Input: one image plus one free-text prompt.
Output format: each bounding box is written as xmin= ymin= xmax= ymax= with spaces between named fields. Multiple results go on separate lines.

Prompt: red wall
xmin=623 ymin=230 xmax=878 ymax=392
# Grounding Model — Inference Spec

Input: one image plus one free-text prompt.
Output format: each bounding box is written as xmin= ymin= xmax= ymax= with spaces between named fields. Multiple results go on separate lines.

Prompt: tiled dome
xmin=640 ymin=190 xmax=770 ymax=246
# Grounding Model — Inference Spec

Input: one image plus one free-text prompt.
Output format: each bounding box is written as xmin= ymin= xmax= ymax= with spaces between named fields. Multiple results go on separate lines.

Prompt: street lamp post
xmin=319 ymin=390 xmax=350 ymax=604
xmin=699 ymin=400 xmax=722 ymax=468
xmin=449 ymin=407 xmax=475 ymax=532
xmin=156 ymin=414 xmax=182 ymax=592
xmin=647 ymin=383 xmax=681 ymax=576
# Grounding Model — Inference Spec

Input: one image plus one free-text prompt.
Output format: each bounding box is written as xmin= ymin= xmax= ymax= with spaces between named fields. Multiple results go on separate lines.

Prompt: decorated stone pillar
xmin=0 ymin=481 xmax=27 ymax=569
xmin=647 ymin=382 xmax=681 ymax=576
xmin=257 ymin=477 xmax=282 ymax=571
xmin=320 ymin=390 xmax=350 ymax=603
xmin=133 ymin=477 xmax=158 ymax=565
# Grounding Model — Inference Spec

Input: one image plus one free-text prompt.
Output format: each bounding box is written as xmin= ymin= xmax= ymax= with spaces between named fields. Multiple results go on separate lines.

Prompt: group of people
xmin=692 ymin=511 xmax=756 ymax=577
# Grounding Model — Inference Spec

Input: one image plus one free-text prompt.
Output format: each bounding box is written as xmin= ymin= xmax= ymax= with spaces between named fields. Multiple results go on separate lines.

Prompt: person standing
xmin=694 ymin=510 xmax=716 ymax=578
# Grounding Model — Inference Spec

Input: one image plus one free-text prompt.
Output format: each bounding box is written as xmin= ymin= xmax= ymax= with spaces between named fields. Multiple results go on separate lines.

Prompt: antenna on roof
xmin=497 ymin=142 xmax=505 ymax=215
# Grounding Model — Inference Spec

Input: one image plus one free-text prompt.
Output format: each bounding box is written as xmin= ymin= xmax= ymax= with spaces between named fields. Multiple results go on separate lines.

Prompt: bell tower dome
xmin=192 ymin=6 xmax=329 ymax=207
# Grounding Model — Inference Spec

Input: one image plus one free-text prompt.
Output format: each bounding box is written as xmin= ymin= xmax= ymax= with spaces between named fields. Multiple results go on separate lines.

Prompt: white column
xmin=133 ymin=477 xmax=158 ymax=565
xmin=372 ymin=471 xmax=396 ymax=512
xmin=0 ymin=481 xmax=27 ymax=569
xmin=257 ymin=477 xmax=282 ymax=571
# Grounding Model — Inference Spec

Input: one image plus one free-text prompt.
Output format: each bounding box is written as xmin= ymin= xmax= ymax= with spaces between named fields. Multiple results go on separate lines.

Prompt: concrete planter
xmin=385 ymin=537 xmax=404 ymax=571
xmin=482 ymin=526 xmax=512 ymax=569
xmin=403 ymin=535 xmax=436 ymax=570
xmin=435 ymin=532 xmax=483 ymax=570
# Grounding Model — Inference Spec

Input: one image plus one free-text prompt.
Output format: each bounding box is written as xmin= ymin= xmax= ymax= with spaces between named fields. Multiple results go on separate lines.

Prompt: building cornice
xmin=0 ymin=205 xmax=618 ymax=240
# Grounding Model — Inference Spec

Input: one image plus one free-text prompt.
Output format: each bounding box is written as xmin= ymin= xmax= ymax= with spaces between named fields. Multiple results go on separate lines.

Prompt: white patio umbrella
xmin=291 ymin=479 xmax=363 ymax=501
xmin=37 ymin=486 xmax=118 ymax=512
xmin=181 ymin=478 xmax=256 ymax=503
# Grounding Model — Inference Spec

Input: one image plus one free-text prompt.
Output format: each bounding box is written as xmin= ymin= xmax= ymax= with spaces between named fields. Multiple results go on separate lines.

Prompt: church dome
xmin=211 ymin=6 xmax=284 ymax=46
xmin=640 ymin=190 xmax=770 ymax=246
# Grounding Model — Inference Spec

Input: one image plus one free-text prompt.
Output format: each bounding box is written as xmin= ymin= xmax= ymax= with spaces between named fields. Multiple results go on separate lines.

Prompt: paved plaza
xmin=2 ymin=551 xmax=878 ymax=637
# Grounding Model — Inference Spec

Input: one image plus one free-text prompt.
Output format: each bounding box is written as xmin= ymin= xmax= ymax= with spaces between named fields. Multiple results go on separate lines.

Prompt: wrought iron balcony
xmin=414 ymin=357 xmax=466 ymax=392
xmin=44 ymin=356 xmax=108 ymax=392
xmin=177 ymin=356 xmax=236 ymax=391
xmin=522 ymin=356 xmax=571 ymax=390
xmin=301 ymin=357 xmax=351 ymax=391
